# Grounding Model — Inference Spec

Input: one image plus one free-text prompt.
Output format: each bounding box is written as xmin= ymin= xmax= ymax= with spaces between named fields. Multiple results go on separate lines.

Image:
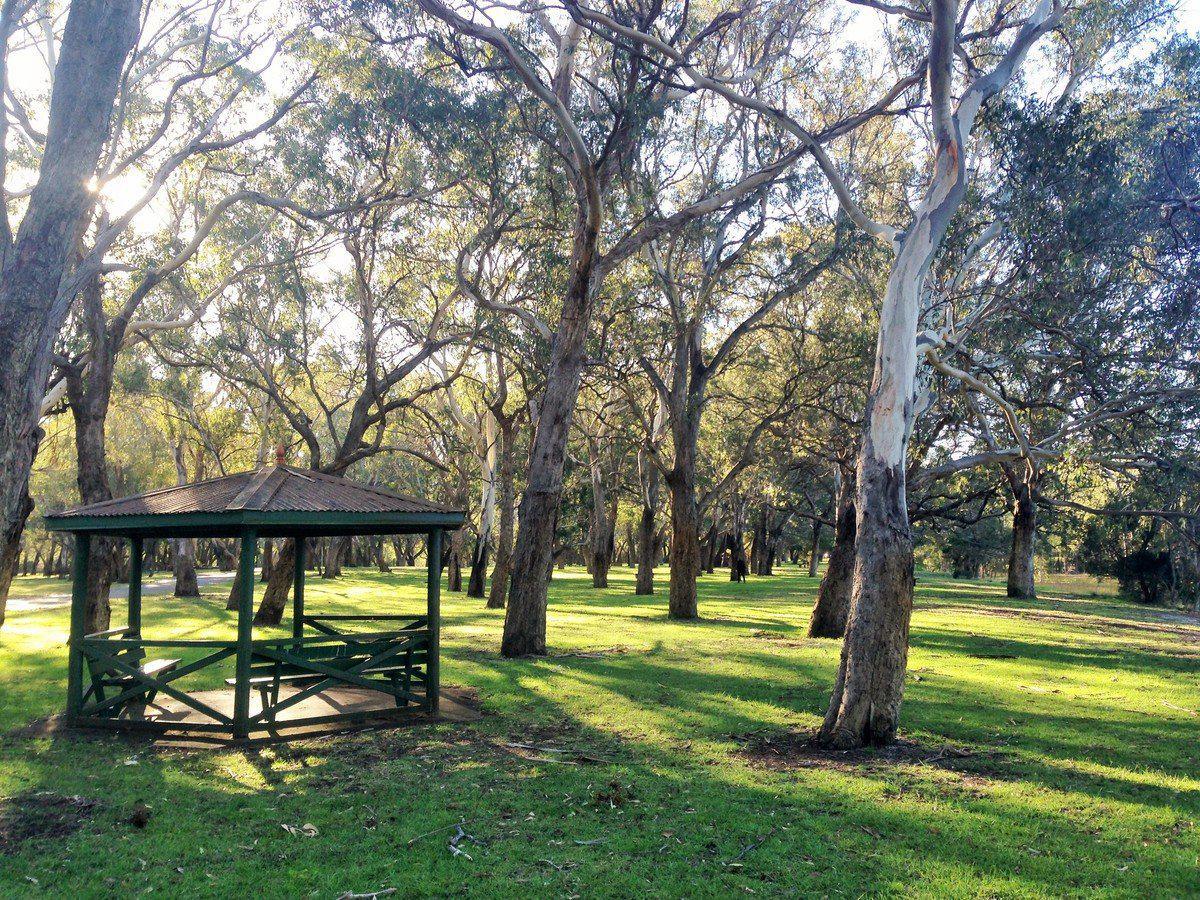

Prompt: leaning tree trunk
xmin=0 ymin=0 xmax=141 ymax=631
xmin=253 ymin=538 xmax=297 ymax=625
xmin=487 ymin=421 xmax=516 ymax=609
xmin=808 ymin=469 xmax=856 ymax=638
xmin=502 ymin=216 xmax=599 ymax=656
xmin=1007 ymin=482 xmax=1037 ymax=598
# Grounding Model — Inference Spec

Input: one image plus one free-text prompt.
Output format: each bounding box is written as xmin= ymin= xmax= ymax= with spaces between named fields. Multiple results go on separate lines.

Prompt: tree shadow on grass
xmin=3 ymin=638 xmax=1198 ymax=897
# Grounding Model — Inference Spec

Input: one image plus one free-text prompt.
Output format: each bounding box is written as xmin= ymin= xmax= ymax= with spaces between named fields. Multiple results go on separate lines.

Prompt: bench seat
xmin=83 ymin=638 xmax=180 ymax=711
xmin=224 ymin=640 xmax=427 ymax=719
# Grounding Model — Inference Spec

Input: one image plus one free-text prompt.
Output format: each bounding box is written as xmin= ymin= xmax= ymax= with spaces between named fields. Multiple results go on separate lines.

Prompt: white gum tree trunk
xmin=820 ymin=0 xmax=1064 ymax=749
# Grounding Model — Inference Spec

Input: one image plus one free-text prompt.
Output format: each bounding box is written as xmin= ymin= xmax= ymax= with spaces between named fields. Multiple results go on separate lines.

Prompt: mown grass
xmin=0 ymin=565 xmax=1197 ymax=898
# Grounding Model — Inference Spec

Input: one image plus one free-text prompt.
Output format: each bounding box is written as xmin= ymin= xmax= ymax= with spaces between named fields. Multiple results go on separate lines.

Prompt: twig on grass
xmin=725 ymin=828 xmax=776 ymax=866
xmin=501 ymin=742 xmax=610 ymax=765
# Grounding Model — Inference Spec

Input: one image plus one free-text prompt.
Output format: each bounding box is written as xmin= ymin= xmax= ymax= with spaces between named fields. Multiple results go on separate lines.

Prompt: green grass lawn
xmin=1 ymin=565 xmax=1197 ymax=898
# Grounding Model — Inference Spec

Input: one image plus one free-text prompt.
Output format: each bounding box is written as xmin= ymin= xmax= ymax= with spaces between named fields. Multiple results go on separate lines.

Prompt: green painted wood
xmin=87 ymin=630 xmax=416 ymax=650
xmin=249 ymin=637 xmax=417 ymax=723
xmin=82 ymin=646 xmax=235 ymax=716
xmin=127 ymin=536 xmax=143 ymax=635
xmin=66 ymin=533 xmax=91 ymax=721
xmin=91 ymin=637 xmax=242 ymax=648
xmin=301 ymin=614 xmax=428 ymax=623
xmin=426 ymin=528 xmax=442 ymax=715
xmin=231 ymin=529 xmax=257 ymax=738
xmin=241 ymin=652 xmax=428 ymax=680
xmin=292 ymin=537 xmax=305 ymax=641
xmin=78 ymin=644 xmax=232 ymax=724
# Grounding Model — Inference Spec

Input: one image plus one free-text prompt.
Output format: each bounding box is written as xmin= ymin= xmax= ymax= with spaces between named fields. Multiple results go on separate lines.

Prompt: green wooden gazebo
xmin=44 ymin=455 xmax=464 ymax=741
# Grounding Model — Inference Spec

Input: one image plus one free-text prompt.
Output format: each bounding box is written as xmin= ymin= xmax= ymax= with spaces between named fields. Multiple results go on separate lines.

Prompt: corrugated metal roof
xmin=46 ymin=465 xmax=459 ymax=519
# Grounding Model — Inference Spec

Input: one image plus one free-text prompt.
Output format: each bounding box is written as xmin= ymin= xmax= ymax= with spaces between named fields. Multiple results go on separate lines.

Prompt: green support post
xmin=128 ymin=537 xmax=143 ymax=636
xmin=425 ymin=529 xmax=442 ymax=715
xmin=292 ymin=537 xmax=306 ymax=641
xmin=66 ymin=533 xmax=92 ymax=721
xmin=232 ymin=529 xmax=257 ymax=739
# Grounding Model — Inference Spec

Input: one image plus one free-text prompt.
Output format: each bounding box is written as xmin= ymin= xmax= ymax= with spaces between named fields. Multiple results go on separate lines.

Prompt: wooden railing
xmin=74 ymin=614 xmax=430 ymax=734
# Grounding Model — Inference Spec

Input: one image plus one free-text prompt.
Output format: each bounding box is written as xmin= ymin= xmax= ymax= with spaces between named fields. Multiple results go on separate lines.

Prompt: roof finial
xmin=275 ymin=442 xmax=286 ymax=466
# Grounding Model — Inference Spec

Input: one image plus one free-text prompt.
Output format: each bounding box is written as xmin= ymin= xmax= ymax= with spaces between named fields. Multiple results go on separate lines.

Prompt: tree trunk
xmin=467 ymin=414 xmax=497 ymax=598
xmin=728 ymin=500 xmax=748 ymax=583
xmin=260 ymin=539 xmax=274 ymax=582
xmin=0 ymin=491 xmax=32 ymax=627
xmin=374 ymin=537 xmax=391 ymax=573
xmin=487 ymin=419 xmax=516 ymax=609
xmin=173 ymin=539 xmax=199 ymax=597
xmin=467 ymin=534 xmax=488 ymax=596
xmin=0 ymin=0 xmax=141 ymax=631
xmin=808 ymin=520 xmax=822 ymax=578
xmin=666 ymin=470 xmax=700 ymax=619
xmin=635 ymin=459 xmax=659 ymax=596
xmin=446 ymin=530 xmax=463 ymax=592
xmin=501 ymin=415 xmax=568 ymax=652
xmin=253 ymin=538 xmax=297 ymax=625
xmin=819 ymin=228 xmax=938 ymax=748
xmin=66 ymin=281 xmax=119 ymax=635
xmin=501 ymin=179 xmax=602 ymax=656
xmin=170 ymin=440 xmax=199 ymax=596
xmin=818 ymin=1 xmax=991 ymax=747
xmin=750 ymin=506 xmax=767 ymax=575
xmin=587 ymin=443 xmax=613 ymax=588
xmin=1007 ymin=483 xmax=1037 ymax=598
xmin=324 ymin=536 xmax=344 ymax=578
xmin=809 ymin=469 xmax=856 ymax=638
